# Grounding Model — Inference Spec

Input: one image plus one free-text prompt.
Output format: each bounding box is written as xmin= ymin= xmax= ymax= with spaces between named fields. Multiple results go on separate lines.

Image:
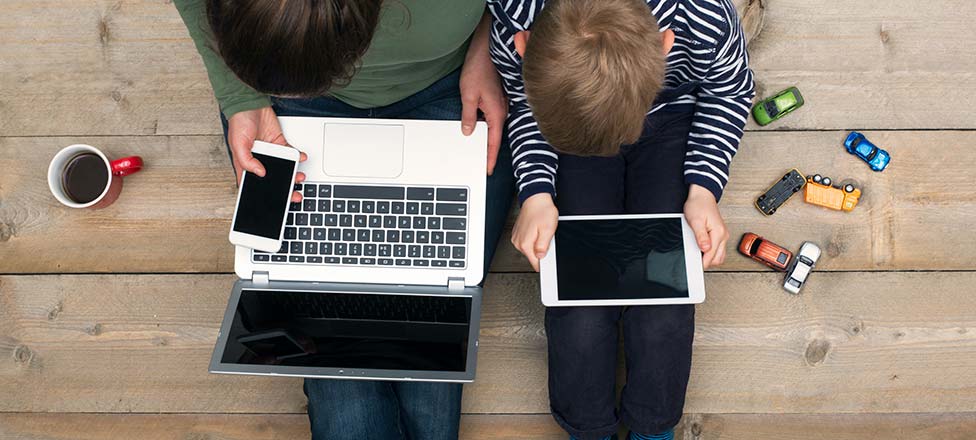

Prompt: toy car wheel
xmin=792 ymin=186 xmax=800 ymax=192
xmin=769 ymin=208 xmax=776 ymax=215
xmin=812 ymin=174 xmax=822 ymax=183
xmin=822 ymin=176 xmax=832 ymax=186
xmin=844 ymin=183 xmax=855 ymax=193
xmin=758 ymin=194 xmax=766 ymax=201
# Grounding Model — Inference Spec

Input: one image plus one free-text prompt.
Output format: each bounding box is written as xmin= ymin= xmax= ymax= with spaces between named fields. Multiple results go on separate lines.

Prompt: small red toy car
xmin=738 ymin=232 xmax=793 ymax=271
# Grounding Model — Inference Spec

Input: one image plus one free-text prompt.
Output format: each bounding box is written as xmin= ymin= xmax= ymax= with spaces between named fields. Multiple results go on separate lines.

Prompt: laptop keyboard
xmin=252 ymin=183 xmax=469 ymax=269
xmin=276 ymin=291 xmax=468 ymax=323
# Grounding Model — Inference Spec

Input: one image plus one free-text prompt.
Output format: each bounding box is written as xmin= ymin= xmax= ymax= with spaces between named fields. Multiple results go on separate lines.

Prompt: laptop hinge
xmin=252 ymin=271 xmax=270 ymax=286
xmin=447 ymin=277 xmax=465 ymax=293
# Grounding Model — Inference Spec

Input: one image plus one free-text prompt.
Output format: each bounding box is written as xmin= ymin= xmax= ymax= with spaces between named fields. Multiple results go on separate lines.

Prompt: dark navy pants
xmin=221 ymin=69 xmax=515 ymax=440
xmin=547 ymin=104 xmax=697 ymax=440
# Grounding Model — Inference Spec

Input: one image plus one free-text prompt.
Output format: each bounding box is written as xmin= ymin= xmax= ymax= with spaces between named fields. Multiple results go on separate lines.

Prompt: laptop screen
xmin=221 ymin=289 xmax=471 ymax=372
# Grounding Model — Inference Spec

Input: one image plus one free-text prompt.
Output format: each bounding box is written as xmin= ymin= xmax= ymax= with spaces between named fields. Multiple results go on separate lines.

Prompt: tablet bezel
xmin=539 ymin=213 xmax=706 ymax=307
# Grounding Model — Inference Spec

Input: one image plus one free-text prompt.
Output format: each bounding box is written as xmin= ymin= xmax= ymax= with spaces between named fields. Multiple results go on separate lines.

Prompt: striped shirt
xmin=487 ymin=0 xmax=755 ymax=204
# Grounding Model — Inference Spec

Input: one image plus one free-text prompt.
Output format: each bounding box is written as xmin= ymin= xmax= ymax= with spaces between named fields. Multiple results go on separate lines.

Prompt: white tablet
xmin=540 ymin=214 xmax=706 ymax=307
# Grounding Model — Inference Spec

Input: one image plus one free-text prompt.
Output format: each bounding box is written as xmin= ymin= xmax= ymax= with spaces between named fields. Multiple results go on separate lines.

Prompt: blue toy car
xmin=844 ymin=131 xmax=890 ymax=171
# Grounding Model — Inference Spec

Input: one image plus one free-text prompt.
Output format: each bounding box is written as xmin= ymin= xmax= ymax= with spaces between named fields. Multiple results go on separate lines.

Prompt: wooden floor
xmin=2 ymin=0 xmax=976 ymax=438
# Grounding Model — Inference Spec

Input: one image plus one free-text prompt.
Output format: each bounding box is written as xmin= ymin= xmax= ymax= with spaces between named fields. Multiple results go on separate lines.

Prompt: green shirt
xmin=174 ymin=0 xmax=484 ymax=117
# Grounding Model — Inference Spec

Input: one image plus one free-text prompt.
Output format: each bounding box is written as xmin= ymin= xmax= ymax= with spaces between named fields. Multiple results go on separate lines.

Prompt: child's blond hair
xmin=523 ymin=0 xmax=665 ymax=156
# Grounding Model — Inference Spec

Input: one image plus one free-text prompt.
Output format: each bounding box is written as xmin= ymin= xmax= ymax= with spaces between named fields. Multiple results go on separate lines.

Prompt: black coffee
xmin=62 ymin=153 xmax=109 ymax=203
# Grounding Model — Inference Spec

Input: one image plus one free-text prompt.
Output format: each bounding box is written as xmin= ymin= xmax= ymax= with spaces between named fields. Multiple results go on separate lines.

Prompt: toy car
xmin=784 ymin=242 xmax=821 ymax=294
xmin=804 ymin=174 xmax=860 ymax=212
xmin=844 ymin=131 xmax=890 ymax=172
xmin=752 ymin=87 xmax=804 ymax=126
xmin=756 ymin=168 xmax=806 ymax=216
xmin=738 ymin=232 xmax=793 ymax=271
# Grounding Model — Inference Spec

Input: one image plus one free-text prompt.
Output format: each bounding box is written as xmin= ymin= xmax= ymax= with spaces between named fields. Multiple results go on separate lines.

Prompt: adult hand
xmin=227 ymin=106 xmax=307 ymax=202
xmin=683 ymin=184 xmax=729 ymax=269
xmin=460 ymin=11 xmax=508 ymax=176
xmin=512 ymin=193 xmax=559 ymax=272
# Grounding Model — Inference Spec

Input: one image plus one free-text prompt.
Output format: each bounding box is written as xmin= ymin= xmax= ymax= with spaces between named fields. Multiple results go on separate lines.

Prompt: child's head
xmin=520 ymin=0 xmax=669 ymax=156
xmin=207 ymin=0 xmax=383 ymax=97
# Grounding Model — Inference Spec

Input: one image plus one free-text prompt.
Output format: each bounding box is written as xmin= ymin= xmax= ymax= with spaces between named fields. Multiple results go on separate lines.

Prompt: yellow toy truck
xmin=804 ymin=174 xmax=860 ymax=212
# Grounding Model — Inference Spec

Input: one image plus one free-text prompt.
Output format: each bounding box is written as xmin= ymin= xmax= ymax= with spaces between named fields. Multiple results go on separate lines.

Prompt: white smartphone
xmin=228 ymin=141 xmax=300 ymax=253
xmin=539 ymin=214 xmax=705 ymax=307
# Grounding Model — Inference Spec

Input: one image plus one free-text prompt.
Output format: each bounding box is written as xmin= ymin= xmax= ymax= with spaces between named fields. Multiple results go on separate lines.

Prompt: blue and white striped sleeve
xmin=684 ymin=1 xmax=755 ymax=202
xmin=487 ymin=11 xmax=559 ymax=205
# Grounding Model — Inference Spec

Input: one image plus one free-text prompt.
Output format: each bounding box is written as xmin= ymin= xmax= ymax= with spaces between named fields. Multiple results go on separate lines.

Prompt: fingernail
xmin=462 ymin=125 xmax=473 ymax=134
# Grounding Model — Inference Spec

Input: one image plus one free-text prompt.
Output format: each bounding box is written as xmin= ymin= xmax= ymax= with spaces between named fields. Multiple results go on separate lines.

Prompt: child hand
xmin=683 ymin=184 xmax=729 ymax=269
xmin=512 ymin=193 xmax=559 ymax=272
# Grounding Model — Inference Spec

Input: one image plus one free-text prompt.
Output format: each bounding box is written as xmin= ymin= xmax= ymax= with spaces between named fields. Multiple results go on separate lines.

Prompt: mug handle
xmin=111 ymin=156 xmax=143 ymax=177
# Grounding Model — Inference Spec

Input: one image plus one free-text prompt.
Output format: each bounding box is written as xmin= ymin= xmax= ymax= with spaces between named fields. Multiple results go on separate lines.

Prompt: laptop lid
xmin=210 ymin=279 xmax=482 ymax=382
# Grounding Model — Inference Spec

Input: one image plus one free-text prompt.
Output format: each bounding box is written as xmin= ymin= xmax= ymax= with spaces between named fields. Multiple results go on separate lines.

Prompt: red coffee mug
xmin=48 ymin=144 xmax=144 ymax=209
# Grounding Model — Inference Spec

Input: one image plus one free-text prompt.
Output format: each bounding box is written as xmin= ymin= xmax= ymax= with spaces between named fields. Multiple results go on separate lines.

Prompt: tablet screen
xmin=554 ymin=217 xmax=690 ymax=300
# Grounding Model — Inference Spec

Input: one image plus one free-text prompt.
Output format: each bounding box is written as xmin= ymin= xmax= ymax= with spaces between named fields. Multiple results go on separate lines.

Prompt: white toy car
xmin=783 ymin=242 xmax=821 ymax=294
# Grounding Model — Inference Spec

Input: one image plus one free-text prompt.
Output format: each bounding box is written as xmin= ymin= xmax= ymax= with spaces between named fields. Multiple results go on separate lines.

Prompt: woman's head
xmin=207 ymin=0 xmax=383 ymax=97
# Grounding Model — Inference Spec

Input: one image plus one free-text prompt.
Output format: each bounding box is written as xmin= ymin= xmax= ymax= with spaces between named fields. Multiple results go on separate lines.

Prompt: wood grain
xmin=3 ymin=131 xmax=974 ymax=273
xmin=2 ymin=0 xmax=976 ymax=137
xmin=2 ymin=413 xmax=975 ymax=440
xmin=2 ymin=273 xmax=974 ymax=414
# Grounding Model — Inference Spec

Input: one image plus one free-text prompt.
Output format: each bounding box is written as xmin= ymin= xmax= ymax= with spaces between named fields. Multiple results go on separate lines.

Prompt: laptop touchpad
xmin=323 ymin=123 xmax=404 ymax=178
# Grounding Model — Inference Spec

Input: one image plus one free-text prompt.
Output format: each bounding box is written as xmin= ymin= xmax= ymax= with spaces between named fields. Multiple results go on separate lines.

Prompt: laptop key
xmin=395 ymin=259 xmax=411 ymax=266
xmin=340 ymin=215 xmax=353 ymax=227
xmin=383 ymin=216 xmax=397 ymax=228
xmin=347 ymin=200 xmax=361 ymax=213
xmin=360 ymin=258 xmax=376 ymax=265
xmin=287 ymin=213 xmax=295 ymax=225
xmin=314 ymin=228 xmax=327 ymax=240
xmin=379 ymin=258 xmax=394 ymax=266
xmin=335 ymin=243 xmax=348 ymax=255
xmin=392 ymin=202 xmax=405 ymax=214
xmin=431 ymin=231 xmax=444 ymax=244
xmin=278 ymin=241 xmax=289 ymax=253
xmin=343 ymin=229 xmax=356 ymax=241
xmin=290 ymin=256 xmax=305 ymax=263
xmin=438 ymin=246 xmax=451 ymax=259
xmin=357 ymin=230 xmax=370 ymax=242
xmin=406 ymin=202 xmax=420 ymax=215
xmin=307 ymin=256 xmax=323 ymax=264
xmin=453 ymin=246 xmax=465 ymax=259
xmin=284 ymin=227 xmax=297 ymax=240
xmin=432 ymin=260 xmax=447 ymax=267
xmin=303 ymin=242 xmax=316 ymax=254
xmin=332 ymin=200 xmax=346 ymax=213
xmin=325 ymin=257 xmax=340 ymax=264
xmin=416 ymin=231 xmax=430 ymax=243
xmin=350 ymin=244 xmax=362 ymax=256
xmin=428 ymin=217 xmax=441 ymax=230
xmin=272 ymin=255 xmax=288 ymax=262
xmin=334 ymin=185 xmax=405 ymax=200
xmin=324 ymin=214 xmax=338 ymax=226
xmin=436 ymin=203 xmax=467 ymax=216
xmin=372 ymin=230 xmax=385 ymax=242
xmin=290 ymin=202 xmax=301 ymax=212
xmin=318 ymin=185 xmax=332 ymax=198
xmin=303 ymin=184 xmax=317 ymax=198
xmin=413 ymin=259 xmax=430 ymax=267
xmin=362 ymin=201 xmax=375 ymax=213
xmin=295 ymin=213 xmax=309 ymax=226
xmin=253 ymin=254 xmax=270 ymax=262
xmin=437 ymin=188 xmax=468 ymax=202
xmin=320 ymin=243 xmax=333 ymax=255
xmin=365 ymin=244 xmax=377 ymax=256
xmin=294 ymin=183 xmax=302 ymax=191
xmin=355 ymin=215 xmax=367 ymax=228
xmin=394 ymin=245 xmax=407 ymax=257
xmin=407 ymin=187 xmax=435 ymax=200
xmin=342 ymin=257 xmax=358 ymax=265
xmin=446 ymin=232 xmax=466 ymax=245
xmin=310 ymin=214 xmax=323 ymax=226
xmin=449 ymin=260 xmax=465 ymax=268
xmin=443 ymin=218 xmax=466 ymax=230
xmin=387 ymin=230 xmax=400 ymax=243
xmin=291 ymin=242 xmax=303 ymax=254
xmin=298 ymin=227 xmax=311 ymax=240
xmin=402 ymin=231 xmax=415 ymax=243
xmin=423 ymin=246 xmax=436 ymax=258
xmin=413 ymin=217 xmax=426 ymax=229
xmin=379 ymin=245 xmax=392 ymax=257
xmin=421 ymin=203 xmax=434 ymax=215
xmin=328 ymin=228 xmax=341 ymax=241
xmin=368 ymin=215 xmax=382 ymax=228
xmin=377 ymin=201 xmax=390 ymax=214
xmin=318 ymin=200 xmax=331 ymax=212
xmin=303 ymin=199 xmax=316 ymax=212
xmin=398 ymin=216 xmax=412 ymax=229
xmin=408 ymin=245 xmax=421 ymax=258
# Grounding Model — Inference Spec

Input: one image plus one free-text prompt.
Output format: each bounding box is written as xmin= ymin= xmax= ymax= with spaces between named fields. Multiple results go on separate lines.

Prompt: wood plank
xmin=4 ymin=131 xmax=974 ymax=273
xmin=2 ymin=0 xmax=976 ymax=137
xmin=2 ymin=273 xmax=974 ymax=414
xmin=2 ymin=413 xmax=975 ymax=440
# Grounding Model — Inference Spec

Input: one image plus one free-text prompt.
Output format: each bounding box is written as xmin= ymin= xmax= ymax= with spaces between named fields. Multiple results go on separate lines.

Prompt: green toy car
xmin=752 ymin=87 xmax=804 ymax=126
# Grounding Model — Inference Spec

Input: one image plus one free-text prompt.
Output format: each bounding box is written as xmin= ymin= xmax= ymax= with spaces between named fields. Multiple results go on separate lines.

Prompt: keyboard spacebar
xmin=333 ymin=185 xmax=405 ymax=200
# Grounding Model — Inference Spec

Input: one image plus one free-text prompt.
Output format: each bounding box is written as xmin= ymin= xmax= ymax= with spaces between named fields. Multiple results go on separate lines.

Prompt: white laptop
xmin=209 ymin=117 xmax=488 ymax=383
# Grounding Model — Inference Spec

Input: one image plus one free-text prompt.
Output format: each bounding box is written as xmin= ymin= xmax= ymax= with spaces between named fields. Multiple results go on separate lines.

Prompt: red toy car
xmin=738 ymin=233 xmax=793 ymax=271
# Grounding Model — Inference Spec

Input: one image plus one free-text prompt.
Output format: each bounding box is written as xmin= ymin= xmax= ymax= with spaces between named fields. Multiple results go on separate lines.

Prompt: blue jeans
xmin=221 ymin=69 xmax=515 ymax=439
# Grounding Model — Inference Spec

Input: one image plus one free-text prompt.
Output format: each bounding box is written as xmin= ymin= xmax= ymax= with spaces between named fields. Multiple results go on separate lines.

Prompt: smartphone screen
xmin=232 ymin=152 xmax=297 ymax=239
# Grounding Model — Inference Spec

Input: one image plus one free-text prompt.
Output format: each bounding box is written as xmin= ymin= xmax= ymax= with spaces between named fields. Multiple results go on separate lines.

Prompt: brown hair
xmin=207 ymin=0 xmax=383 ymax=97
xmin=523 ymin=0 xmax=665 ymax=156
